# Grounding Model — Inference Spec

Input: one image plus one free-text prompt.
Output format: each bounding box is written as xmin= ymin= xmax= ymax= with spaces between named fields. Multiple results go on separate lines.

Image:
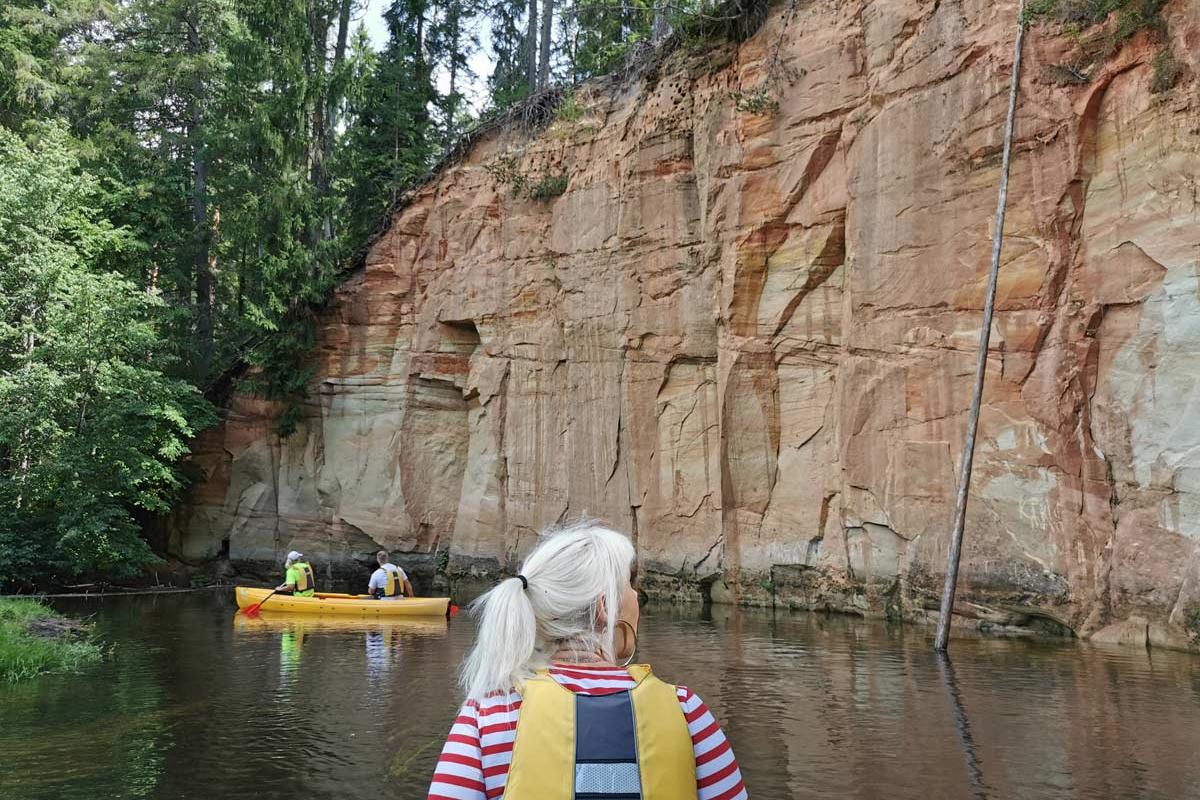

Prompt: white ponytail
xmin=459 ymin=522 xmax=636 ymax=700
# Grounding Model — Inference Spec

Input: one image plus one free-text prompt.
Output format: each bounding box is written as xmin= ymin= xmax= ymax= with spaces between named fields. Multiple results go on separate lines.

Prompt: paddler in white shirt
xmin=368 ymin=550 xmax=413 ymax=600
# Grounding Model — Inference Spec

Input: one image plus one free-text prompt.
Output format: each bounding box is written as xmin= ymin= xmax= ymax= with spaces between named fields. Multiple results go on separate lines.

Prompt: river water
xmin=2 ymin=592 xmax=1199 ymax=800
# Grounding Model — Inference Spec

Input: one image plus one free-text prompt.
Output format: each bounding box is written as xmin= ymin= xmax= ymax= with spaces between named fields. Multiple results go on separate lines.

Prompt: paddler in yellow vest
xmin=426 ymin=523 xmax=749 ymax=800
xmin=276 ymin=550 xmax=316 ymax=597
xmin=368 ymin=550 xmax=413 ymax=600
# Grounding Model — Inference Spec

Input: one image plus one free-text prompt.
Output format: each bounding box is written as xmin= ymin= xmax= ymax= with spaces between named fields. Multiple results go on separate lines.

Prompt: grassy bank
xmin=0 ymin=598 xmax=102 ymax=682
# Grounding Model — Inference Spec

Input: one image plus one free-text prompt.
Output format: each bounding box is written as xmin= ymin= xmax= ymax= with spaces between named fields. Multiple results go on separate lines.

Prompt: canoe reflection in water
xmin=365 ymin=628 xmax=405 ymax=681
xmin=280 ymin=627 xmax=306 ymax=674
xmin=232 ymin=612 xmax=449 ymax=679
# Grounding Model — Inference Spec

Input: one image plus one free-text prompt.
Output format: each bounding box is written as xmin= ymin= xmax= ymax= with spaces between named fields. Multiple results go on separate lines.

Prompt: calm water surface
xmin=2 ymin=592 xmax=1199 ymax=799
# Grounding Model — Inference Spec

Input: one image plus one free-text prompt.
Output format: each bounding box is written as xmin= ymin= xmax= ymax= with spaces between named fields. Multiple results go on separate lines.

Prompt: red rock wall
xmin=172 ymin=0 xmax=1200 ymax=646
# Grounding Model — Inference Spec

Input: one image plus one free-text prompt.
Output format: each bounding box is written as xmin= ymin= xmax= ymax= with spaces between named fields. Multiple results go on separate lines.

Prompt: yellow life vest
xmin=383 ymin=565 xmax=404 ymax=598
xmin=503 ymin=664 xmax=697 ymax=800
xmin=293 ymin=562 xmax=315 ymax=596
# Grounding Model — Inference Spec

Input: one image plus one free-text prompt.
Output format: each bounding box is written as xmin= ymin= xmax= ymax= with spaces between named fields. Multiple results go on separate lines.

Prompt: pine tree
xmin=0 ymin=0 xmax=486 ymax=583
xmin=72 ymin=0 xmax=235 ymax=384
xmin=0 ymin=0 xmax=95 ymax=128
xmin=431 ymin=0 xmax=481 ymax=144
xmin=341 ymin=0 xmax=439 ymax=247
xmin=537 ymin=0 xmax=554 ymax=88
xmin=487 ymin=0 xmax=532 ymax=108
xmin=567 ymin=0 xmax=653 ymax=79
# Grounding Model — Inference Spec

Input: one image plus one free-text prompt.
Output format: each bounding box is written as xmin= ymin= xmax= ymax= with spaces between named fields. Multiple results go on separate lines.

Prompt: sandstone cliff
xmin=172 ymin=0 xmax=1200 ymax=647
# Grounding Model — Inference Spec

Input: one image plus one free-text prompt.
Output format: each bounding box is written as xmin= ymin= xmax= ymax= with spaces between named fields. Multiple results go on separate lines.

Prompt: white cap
xmin=286 ymin=551 xmax=303 ymax=563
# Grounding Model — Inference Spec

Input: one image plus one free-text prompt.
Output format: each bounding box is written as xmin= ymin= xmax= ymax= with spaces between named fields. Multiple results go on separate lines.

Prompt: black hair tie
xmin=516 ymin=574 xmax=529 ymax=590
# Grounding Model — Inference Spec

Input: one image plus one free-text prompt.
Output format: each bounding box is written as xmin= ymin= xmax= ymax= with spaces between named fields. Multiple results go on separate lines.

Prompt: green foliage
xmin=484 ymin=153 xmax=532 ymax=196
xmin=1110 ymin=0 xmax=1168 ymax=43
xmin=341 ymin=0 xmax=441 ymax=250
xmin=0 ymin=598 xmax=53 ymax=624
xmin=1022 ymin=0 xmax=1168 ymax=50
xmin=730 ymin=88 xmax=779 ymax=115
xmin=0 ymin=0 xmax=473 ymax=586
xmin=1022 ymin=0 xmax=1129 ymax=27
xmin=527 ymin=172 xmax=569 ymax=200
xmin=1023 ymin=0 xmax=1169 ymax=84
xmin=484 ymin=153 xmax=568 ymax=200
xmin=0 ymin=126 xmax=214 ymax=588
xmin=1183 ymin=606 xmax=1200 ymax=637
xmin=486 ymin=0 xmax=532 ymax=109
xmin=674 ymin=0 xmax=771 ymax=48
xmin=482 ymin=0 xmax=768 ymax=107
xmin=0 ymin=598 xmax=102 ymax=682
xmin=239 ymin=305 xmax=320 ymax=436
xmin=431 ymin=0 xmax=482 ymax=142
xmin=555 ymin=89 xmax=584 ymax=122
xmin=0 ymin=0 xmax=95 ymax=127
xmin=62 ymin=0 xmax=412 ymax=430
xmin=1150 ymin=49 xmax=1180 ymax=93
xmin=566 ymin=0 xmax=654 ymax=80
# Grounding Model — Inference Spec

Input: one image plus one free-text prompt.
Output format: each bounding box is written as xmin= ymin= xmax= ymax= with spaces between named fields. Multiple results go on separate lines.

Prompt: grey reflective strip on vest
xmin=575 ymin=763 xmax=641 ymax=795
xmin=574 ymin=691 xmax=642 ymax=799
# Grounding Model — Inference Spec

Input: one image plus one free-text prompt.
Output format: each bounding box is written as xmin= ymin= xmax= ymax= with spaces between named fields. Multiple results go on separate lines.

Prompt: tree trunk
xmin=191 ymin=115 xmax=212 ymax=384
xmin=652 ymin=0 xmax=671 ymax=42
xmin=187 ymin=12 xmax=213 ymax=385
xmin=308 ymin=4 xmax=329 ymax=183
xmin=15 ymin=306 xmax=36 ymax=509
xmin=306 ymin=0 xmax=330 ymax=252
xmin=321 ymin=0 xmax=354 ymax=241
xmin=525 ymin=0 xmax=538 ymax=93
xmin=445 ymin=3 xmax=461 ymax=144
xmin=538 ymin=0 xmax=554 ymax=89
xmin=416 ymin=8 xmax=429 ymax=96
xmin=237 ymin=246 xmax=245 ymax=319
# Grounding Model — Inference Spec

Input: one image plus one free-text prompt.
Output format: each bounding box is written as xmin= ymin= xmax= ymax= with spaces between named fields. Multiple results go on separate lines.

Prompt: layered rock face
xmin=172 ymin=0 xmax=1200 ymax=645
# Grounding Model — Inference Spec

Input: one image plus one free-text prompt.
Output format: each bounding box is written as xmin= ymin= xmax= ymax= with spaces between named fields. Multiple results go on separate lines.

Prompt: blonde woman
xmin=427 ymin=523 xmax=748 ymax=800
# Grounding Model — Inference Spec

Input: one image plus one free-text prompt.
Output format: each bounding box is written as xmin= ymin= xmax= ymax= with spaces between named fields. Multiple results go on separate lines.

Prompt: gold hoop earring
xmin=616 ymin=619 xmax=638 ymax=667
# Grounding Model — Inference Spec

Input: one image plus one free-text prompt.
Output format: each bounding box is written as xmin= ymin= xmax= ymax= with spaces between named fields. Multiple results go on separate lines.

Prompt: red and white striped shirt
xmin=427 ymin=663 xmax=748 ymax=800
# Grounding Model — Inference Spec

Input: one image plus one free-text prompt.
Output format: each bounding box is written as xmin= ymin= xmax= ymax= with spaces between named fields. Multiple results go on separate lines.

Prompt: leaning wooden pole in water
xmin=934 ymin=12 xmax=1027 ymax=653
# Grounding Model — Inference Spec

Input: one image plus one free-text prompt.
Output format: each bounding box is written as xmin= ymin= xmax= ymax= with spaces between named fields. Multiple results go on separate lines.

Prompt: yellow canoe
xmin=235 ymin=586 xmax=450 ymax=617
xmin=232 ymin=610 xmax=448 ymax=636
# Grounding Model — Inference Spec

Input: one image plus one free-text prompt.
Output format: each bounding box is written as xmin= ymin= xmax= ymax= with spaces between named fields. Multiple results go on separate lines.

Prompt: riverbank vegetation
xmin=0 ymin=598 xmax=101 ymax=682
xmin=0 ymin=0 xmax=759 ymax=590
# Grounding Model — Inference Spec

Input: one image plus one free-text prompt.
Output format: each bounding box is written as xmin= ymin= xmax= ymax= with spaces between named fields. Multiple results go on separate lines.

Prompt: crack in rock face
xmin=171 ymin=0 xmax=1200 ymax=649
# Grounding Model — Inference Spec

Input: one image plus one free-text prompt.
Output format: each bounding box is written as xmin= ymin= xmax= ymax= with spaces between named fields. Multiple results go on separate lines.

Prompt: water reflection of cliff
xmin=7 ymin=595 xmax=1200 ymax=800
xmin=637 ymin=606 xmax=1200 ymax=800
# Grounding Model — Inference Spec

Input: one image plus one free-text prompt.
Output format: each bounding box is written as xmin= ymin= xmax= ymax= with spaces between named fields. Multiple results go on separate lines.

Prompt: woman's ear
xmin=595 ymin=596 xmax=609 ymax=627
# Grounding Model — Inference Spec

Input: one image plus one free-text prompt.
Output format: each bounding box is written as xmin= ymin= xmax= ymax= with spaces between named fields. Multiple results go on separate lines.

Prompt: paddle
xmin=242 ymin=588 xmax=280 ymax=618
